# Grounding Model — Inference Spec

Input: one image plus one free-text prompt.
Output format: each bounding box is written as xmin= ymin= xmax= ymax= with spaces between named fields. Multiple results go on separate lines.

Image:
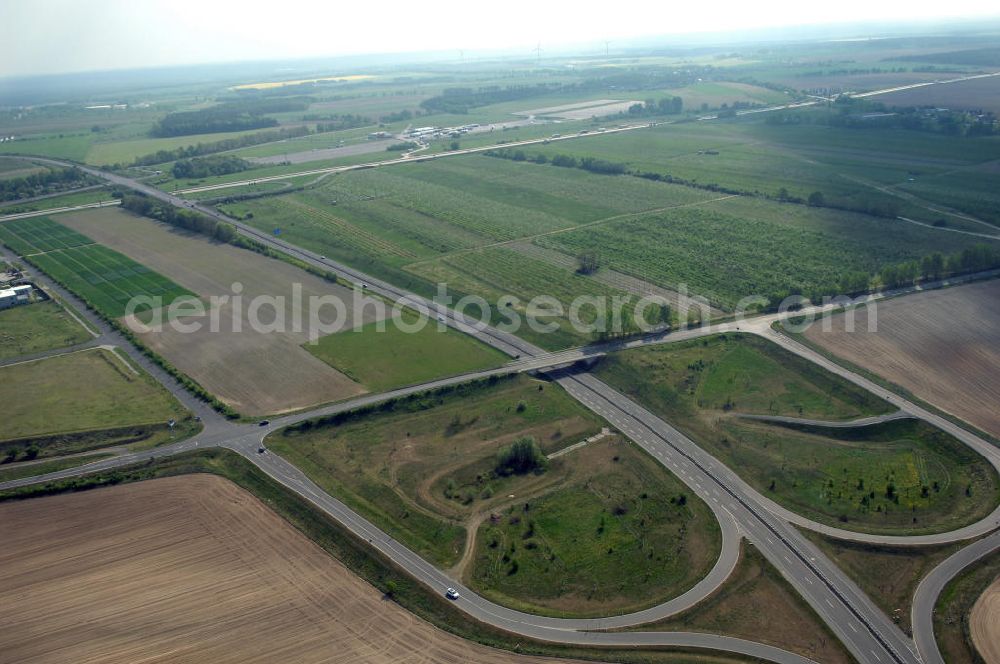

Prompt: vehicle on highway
xmin=445 ymin=588 xmax=460 ymax=600
xmin=258 ymin=420 xmax=270 ymax=427
xmin=257 ymin=445 xmax=266 ymax=454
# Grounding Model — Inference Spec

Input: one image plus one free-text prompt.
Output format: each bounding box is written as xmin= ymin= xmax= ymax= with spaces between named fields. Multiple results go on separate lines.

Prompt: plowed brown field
xmin=971 ymin=577 xmax=1000 ymax=664
xmin=0 ymin=475 xmax=591 ymax=664
xmin=804 ymin=280 xmax=1000 ymax=438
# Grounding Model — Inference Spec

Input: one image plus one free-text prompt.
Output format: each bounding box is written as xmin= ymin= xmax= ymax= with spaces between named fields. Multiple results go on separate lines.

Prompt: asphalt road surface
xmin=911 ymin=528 xmax=1000 ymax=664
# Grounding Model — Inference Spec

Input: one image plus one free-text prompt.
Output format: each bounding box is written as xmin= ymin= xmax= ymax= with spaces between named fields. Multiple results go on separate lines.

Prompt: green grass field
xmin=305 ymin=312 xmax=507 ymax=391
xmin=470 ymin=437 xmax=720 ymax=616
xmin=594 ymin=334 xmax=1000 ymax=534
xmin=0 ymin=300 xmax=91 ymax=360
xmin=0 ymin=217 xmax=196 ymax=318
xmin=0 ymin=133 xmax=94 ymax=162
xmin=0 ymin=348 xmax=189 ymax=445
xmin=268 ymin=374 xmax=720 ymax=615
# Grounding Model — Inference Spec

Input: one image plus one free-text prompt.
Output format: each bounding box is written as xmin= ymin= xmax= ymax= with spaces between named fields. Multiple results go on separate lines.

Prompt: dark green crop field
xmin=1 ymin=216 xmax=196 ymax=319
xmin=0 ymin=216 xmax=93 ymax=254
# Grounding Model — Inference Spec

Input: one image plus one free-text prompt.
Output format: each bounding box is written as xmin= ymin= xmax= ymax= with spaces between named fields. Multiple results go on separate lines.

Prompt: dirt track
xmin=970 ymin=576 xmax=1000 ymax=664
xmin=0 ymin=475 xmax=593 ymax=664
xmin=804 ymin=280 xmax=1000 ymax=438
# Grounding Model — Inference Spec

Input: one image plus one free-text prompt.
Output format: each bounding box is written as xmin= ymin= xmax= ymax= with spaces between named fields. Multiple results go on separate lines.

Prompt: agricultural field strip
xmin=404 ymin=194 xmax=737 ymax=268
xmin=282 ymin=197 xmax=415 ymax=258
xmin=0 ymin=217 xmax=95 ymax=255
xmin=0 ymin=217 xmax=194 ymax=305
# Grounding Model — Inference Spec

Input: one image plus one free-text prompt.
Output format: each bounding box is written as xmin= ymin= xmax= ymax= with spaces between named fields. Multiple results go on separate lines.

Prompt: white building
xmin=0 ymin=288 xmax=17 ymax=309
xmin=0 ymin=285 xmax=32 ymax=309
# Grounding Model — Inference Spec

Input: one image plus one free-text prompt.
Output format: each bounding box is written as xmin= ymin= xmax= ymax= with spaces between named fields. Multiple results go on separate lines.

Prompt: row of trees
xmin=829 ymin=244 xmax=1000 ymax=298
xmin=626 ymin=96 xmax=684 ymax=117
xmin=150 ymin=96 xmax=314 ymax=138
xmin=877 ymin=244 xmax=1000 ymax=290
xmin=486 ymin=149 xmax=627 ymax=175
xmin=120 ymin=194 xmax=237 ymax=243
xmin=0 ymin=166 xmax=94 ymax=201
xmin=767 ymin=98 xmax=998 ymax=137
xmin=171 ymin=155 xmax=252 ymax=179
xmin=130 ymin=126 xmax=310 ymax=167
xmin=420 ymin=83 xmax=563 ymax=115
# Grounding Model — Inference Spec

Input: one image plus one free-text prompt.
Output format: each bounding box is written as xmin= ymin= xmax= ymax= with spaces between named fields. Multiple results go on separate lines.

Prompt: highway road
xmin=6 ymin=118 xmax=1000 ymax=662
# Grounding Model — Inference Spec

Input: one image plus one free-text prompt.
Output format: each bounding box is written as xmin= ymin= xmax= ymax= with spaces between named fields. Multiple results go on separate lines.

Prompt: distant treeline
xmin=578 ymin=66 xmax=712 ymax=92
xmin=302 ymin=113 xmax=371 ymax=131
xmin=379 ymin=109 xmax=413 ymax=123
xmin=896 ymin=47 xmax=1000 ymax=67
xmin=420 ymin=84 xmax=563 ymax=114
xmin=767 ymin=99 xmax=998 ymax=137
xmin=150 ymin=96 xmax=313 ymax=137
xmin=0 ymin=166 xmax=95 ymax=202
xmin=131 ymin=126 xmax=310 ymax=166
xmin=171 ymin=155 xmax=252 ymax=179
xmin=623 ymin=96 xmax=684 ymax=117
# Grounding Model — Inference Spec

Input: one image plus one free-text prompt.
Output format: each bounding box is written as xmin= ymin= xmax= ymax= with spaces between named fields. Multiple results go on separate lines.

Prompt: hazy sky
xmin=2 ymin=0 xmax=998 ymax=77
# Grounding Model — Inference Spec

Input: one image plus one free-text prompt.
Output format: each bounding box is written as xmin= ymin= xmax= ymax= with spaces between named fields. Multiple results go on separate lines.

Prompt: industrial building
xmin=0 ymin=284 xmax=32 ymax=309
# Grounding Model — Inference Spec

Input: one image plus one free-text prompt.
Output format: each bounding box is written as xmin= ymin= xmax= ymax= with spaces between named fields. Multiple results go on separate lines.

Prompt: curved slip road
xmin=911 ymin=528 xmax=1000 ymax=664
xmin=733 ymin=411 xmax=912 ymax=428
